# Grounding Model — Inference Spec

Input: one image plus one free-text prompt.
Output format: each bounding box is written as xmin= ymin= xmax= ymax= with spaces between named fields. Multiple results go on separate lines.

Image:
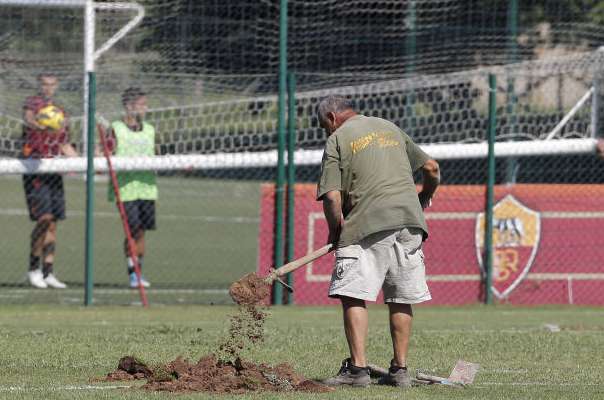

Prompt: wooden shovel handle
xmin=270 ymin=244 xmax=333 ymax=279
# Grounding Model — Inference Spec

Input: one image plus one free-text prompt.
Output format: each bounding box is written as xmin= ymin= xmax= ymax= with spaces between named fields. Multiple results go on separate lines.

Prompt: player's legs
xmin=31 ymin=214 xmax=53 ymax=259
xmin=122 ymin=229 xmax=144 ymax=259
xmin=23 ymin=174 xmax=66 ymax=288
xmin=388 ymin=303 xmax=413 ymax=368
xmin=136 ymin=200 xmax=155 ymax=285
xmin=379 ymin=227 xmax=430 ymax=387
xmin=41 ymin=218 xmax=57 ymax=270
xmin=123 ymin=200 xmax=151 ymax=288
xmin=27 ymin=214 xmax=53 ymax=288
xmin=324 ymin=295 xmax=370 ymax=387
xmin=41 ymin=175 xmax=67 ymax=288
xmin=123 ymin=200 xmax=142 ymax=268
xmin=341 ymin=296 xmax=368 ymax=367
xmin=134 ymin=229 xmax=145 ymax=258
xmin=38 ymin=218 xmax=66 ymax=288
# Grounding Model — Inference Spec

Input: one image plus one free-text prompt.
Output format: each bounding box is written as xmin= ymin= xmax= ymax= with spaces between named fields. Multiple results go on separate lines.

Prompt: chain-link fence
xmin=2 ymin=0 xmax=604 ymax=305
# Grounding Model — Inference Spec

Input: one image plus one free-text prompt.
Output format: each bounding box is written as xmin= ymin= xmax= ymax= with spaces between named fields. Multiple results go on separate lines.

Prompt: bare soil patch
xmin=105 ymin=355 xmax=333 ymax=394
xmin=103 ymin=272 xmax=332 ymax=393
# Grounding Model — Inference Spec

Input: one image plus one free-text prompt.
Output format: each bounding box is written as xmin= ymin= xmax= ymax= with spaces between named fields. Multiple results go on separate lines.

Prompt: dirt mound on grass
xmin=105 ymin=355 xmax=333 ymax=394
xmin=103 ymin=273 xmax=332 ymax=394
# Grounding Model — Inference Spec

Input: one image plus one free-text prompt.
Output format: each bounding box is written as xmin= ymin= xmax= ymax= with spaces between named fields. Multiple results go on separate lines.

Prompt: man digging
xmin=316 ymin=96 xmax=440 ymax=388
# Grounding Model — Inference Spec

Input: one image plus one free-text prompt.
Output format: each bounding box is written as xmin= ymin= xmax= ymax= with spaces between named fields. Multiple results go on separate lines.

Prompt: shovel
xmin=368 ymin=360 xmax=479 ymax=388
xmin=264 ymin=244 xmax=334 ymax=291
xmin=229 ymin=244 xmax=334 ymax=304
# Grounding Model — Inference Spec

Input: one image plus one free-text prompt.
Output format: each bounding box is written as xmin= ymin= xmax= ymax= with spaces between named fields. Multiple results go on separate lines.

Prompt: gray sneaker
xmin=379 ymin=360 xmax=411 ymax=388
xmin=323 ymin=358 xmax=370 ymax=387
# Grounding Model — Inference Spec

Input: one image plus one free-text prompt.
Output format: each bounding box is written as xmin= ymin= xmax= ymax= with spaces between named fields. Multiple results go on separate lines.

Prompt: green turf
xmin=0 ymin=304 xmax=602 ymax=399
xmin=0 ymin=175 xmax=262 ymax=303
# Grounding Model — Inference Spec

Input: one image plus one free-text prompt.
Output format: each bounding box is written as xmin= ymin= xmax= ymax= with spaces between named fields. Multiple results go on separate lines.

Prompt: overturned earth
xmin=105 ymin=355 xmax=333 ymax=394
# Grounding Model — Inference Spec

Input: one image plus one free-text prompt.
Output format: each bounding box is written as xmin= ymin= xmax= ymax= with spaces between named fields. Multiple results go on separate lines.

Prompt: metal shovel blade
xmin=447 ymin=360 xmax=479 ymax=385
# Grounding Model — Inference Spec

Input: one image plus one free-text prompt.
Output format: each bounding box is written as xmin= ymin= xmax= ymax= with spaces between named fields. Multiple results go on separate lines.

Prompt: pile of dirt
xmin=103 ymin=272 xmax=332 ymax=394
xmin=105 ymin=355 xmax=333 ymax=394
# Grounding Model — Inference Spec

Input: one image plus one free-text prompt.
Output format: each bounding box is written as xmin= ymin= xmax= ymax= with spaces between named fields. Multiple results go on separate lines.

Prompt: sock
xmin=127 ymin=257 xmax=135 ymax=275
xmin=389 ymin=363 xmax=407 ymax=373
xmin=127 ymin=256 xmax=143 ymax=275
xmin=29 ymin=254 xmax=40 ymax=271
xmin=42 ymin=262 xmax=53 ymax=278
xmin=349 ymin=363 xmax=369 ymax=374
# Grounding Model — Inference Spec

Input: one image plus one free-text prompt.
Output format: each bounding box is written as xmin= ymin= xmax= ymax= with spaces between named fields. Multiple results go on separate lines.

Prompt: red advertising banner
xmin=258 ymin=184 xmax=604 ymax=305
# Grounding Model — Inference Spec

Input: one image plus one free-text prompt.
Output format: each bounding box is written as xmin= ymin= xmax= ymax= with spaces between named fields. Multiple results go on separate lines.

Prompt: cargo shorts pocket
xmin=334 ymin=246 xmax=361 ymax=281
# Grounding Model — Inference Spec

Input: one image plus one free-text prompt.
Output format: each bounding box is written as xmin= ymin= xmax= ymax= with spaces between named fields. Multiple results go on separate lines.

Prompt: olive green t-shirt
xmin=317 ymin=115 xmax=430 ymax=247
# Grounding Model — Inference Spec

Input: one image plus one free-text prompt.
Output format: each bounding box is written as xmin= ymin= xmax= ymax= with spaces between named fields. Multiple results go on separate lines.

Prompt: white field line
xmin=0 ymin=288 xmax=228 ymax=295
xmin=426 ymin=211 xmax=604 ymax=219
xmin=477 ymin=382 xmax=604 ymax=387
xmin=0 ymin=385 xmax=131 ymax=392
xmin=1 ymin=382 xmax=602 ymax=391
xmin=0 ymin=208 xmax=258 ymax=224
xmin=419 ymin=328 xmax=604 ymax=333
xmin=427 ymin=273 xmax=604 ymax=281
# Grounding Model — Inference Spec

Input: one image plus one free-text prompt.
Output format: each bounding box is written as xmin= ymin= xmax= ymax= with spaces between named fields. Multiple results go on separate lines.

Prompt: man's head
xmin=317 ymin=95 xmax=356 ymax=136
xmin=122 ymin=87 xmax=147 ymax=121
xmin=37 ymin=72 xmax=59 ymax=99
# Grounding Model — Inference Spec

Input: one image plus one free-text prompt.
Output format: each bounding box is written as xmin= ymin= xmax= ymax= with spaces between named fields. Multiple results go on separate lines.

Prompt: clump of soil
xmin=104 ymin=354 xmax=333 ymax=394
xmin=105 ymin=356 xmax=153 ymax=381
xmin=229 ymin=272 xmax=271 ymax=305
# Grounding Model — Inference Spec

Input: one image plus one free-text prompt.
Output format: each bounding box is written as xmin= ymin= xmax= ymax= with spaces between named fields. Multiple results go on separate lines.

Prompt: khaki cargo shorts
xmin=328 ymin=227 xmax=431 ymax=304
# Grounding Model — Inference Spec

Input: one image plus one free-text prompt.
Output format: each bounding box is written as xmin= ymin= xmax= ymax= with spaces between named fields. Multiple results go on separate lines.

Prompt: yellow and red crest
xmin=476 ymin=195 xmax=541 ymax=299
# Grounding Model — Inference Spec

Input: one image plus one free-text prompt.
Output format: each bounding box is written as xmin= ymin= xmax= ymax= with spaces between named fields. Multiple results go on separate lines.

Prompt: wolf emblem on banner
xmin=476 ymin=195 xmax=541 ymax=299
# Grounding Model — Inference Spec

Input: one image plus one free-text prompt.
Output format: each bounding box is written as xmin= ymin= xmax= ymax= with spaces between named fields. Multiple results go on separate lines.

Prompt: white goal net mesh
xmin=1 ymin=0 xmax=604 ymax=305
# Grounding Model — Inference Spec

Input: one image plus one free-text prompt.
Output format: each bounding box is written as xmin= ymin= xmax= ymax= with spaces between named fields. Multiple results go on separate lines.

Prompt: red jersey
xmin=22 ymin=95 xmax=69 ymax=158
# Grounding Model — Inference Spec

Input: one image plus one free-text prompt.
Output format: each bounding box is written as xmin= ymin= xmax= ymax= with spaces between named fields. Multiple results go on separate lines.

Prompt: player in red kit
xmin=22 ymin=72 xmax=77 ymax=289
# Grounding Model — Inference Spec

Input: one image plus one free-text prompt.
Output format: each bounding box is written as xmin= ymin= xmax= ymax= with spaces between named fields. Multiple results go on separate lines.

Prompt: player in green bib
xmin=107 ymin=87 xmax=157 ymax=288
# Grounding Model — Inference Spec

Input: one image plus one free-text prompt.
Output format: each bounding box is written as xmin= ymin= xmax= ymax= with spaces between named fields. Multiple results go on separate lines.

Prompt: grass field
xmin=0 ymin=304 xmax=603 ymax=399
xmin=0 ymin=175 xmax=262 ymax=304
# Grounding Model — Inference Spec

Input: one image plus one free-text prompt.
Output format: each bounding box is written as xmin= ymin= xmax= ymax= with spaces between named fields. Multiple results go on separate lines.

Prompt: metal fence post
xmin=485 ymin=73 xmax=497 ymax=305
xmin=273 ymin=0 xmax=288 ymax=305
xmin=286 ymin=71 xmax=296 ymax=305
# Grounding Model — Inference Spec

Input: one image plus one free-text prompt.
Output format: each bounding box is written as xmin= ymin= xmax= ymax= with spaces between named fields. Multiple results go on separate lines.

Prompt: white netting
xmin=2 ymin=0 xmax=604 ymax=159
xmin=2 ymin=1 xmax=604 ymax=305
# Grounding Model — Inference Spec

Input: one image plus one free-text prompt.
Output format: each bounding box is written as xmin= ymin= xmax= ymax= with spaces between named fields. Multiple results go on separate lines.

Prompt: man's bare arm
xmin=322 ymin=190 xmax=343 ymax=246
xmin=24 ymin=109 xmax=46 ymax=130
xmin=418 ymin=158 xmax=440 ymax=209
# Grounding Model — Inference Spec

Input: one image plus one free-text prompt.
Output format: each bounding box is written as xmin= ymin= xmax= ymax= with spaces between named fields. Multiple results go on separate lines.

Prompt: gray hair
xmin=316 ymin=95 xmax=354 ymax=121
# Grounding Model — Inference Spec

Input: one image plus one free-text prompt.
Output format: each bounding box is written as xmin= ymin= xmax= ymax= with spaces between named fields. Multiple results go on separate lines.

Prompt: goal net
xmin=1 ymin=0 xmax=604 ymax=305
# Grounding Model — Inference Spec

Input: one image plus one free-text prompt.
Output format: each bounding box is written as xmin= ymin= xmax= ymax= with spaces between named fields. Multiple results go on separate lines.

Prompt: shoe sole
xmin=324 ymin=382 xmax=370 ymax=388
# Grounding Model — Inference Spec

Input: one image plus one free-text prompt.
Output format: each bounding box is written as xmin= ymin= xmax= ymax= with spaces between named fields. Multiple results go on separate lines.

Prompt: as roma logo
xmin=475 ymin=195 xmax=541 ymax=299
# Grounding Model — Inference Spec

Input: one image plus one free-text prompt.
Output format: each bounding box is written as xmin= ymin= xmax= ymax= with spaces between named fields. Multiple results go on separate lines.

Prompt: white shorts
xmin=328 ymin=228 xmax=431 ymax=304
